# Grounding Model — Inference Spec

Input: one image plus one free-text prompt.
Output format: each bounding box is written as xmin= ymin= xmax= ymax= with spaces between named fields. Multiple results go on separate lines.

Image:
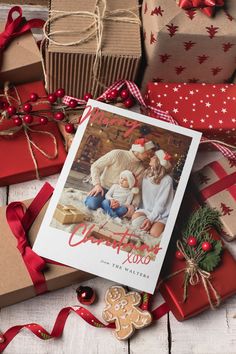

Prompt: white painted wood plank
xmin=0 ymin=278 xmax=128 ymax=354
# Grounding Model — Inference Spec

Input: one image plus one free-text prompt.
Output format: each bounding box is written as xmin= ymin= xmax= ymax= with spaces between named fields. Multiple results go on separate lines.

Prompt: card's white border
xmin=33 ymin=100 xmax=202 ymax=293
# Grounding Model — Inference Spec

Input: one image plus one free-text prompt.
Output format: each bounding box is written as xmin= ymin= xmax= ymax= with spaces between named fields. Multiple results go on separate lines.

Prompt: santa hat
xmin=131 ymin=138 xmax=155 ymax=153
xmin=155 ymin=149 xmax=172 ymax=170
xmin=120 ymin=170 xmax=139 ymax=194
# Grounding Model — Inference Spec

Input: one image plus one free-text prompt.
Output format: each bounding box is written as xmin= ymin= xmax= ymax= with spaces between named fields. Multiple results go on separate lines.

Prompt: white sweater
xmin=138 ymin=175 xmax=174 ymax=224
xmin=105 ymin=184 xmax=135 ymax=205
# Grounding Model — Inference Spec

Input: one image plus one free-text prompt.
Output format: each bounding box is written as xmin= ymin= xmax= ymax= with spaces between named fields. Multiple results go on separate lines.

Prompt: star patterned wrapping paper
xmin=144 ymin=82 xmax=236 ymax=147
xmin=141 ymin=0 xmax=236 ymax=89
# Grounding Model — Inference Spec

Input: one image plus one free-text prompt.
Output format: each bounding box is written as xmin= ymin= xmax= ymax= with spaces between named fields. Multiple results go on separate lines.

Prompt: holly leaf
xmin=199 ymin=240 xmax=223 ymax=272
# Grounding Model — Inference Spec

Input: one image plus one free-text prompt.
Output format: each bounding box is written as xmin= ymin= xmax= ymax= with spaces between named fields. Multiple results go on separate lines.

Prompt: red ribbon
xmin=0 ymin=6 xmax=45 ymax=50
xmin=178 ymin=0 xmax=224 ymax=16
xmin=200 ymin=161 xmax=236 ymax=201
xmin=6 ymin=182 xmax=54 ymax=295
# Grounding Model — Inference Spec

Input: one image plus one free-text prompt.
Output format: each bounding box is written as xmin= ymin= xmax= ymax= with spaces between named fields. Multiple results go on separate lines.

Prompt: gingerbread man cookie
xmin=102 ymin=286 xmax=152 ymax=340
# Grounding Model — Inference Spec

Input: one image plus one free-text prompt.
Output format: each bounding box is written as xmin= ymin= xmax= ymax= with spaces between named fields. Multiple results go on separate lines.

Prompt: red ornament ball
xmin=124 ymin=97 xmax=134 ymax=108
xmin=201 ymin=241 xmax=212 ymax=252
xmin=48 ymin=93 xmax=57 ymax=103
xmin=55 ymin=88 xmax=65 ymax=98
xmin=175 ymin=250 xmax=185 ymax=260
xmin=83 ymin=92 xmax=93 ymax=102
xmin=65 ymin=123 xmax=75 ymax=134
xmin=29 ymin=92 xmax=38 ymax=102
xmin=68 ymin=99 xmax=78 ymax=108
xmin=76 ymin=286 xmax=96 ymax=305
xmin=54 ymin=111 xmax=65 ymax=121
xmin=39 ymin=117 xmax=48 ymax=125
xmin=7 ymin=105 xmax=17 ymax=116
xmin=120 ymin=89 xmax=129 ymax=100
xmin=23 ymin=103 xmax=32 ymax=113
xmin=187 ymin=236 xmax=197 ymax=247
xmin=23 ymin=115 xmax=33 ymax=124
xmin=13 ymin=117 xmax=22 ymax=126
xmin=110 ymin=89 xmax=118 ymax=99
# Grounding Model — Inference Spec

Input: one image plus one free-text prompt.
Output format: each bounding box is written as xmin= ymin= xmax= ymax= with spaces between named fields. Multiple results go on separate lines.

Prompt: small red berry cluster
xmin=105 ymin=88 xmax=134 ymax=108
xmin=175 ymin=236 xmax=212 ymax=260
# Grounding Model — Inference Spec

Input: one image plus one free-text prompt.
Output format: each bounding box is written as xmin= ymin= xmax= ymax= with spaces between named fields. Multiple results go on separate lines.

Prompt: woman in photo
xmin=132 ymin=149 xmax=175 ymax=238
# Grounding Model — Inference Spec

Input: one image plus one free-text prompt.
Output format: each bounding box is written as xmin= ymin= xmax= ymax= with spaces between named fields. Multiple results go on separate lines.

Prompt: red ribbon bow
xmin=0 ymin=6 xmax=45 ymax=50
xmin=6 ymin=182 xmax=54 ymax=295
xmin=178 ymin=0 xmax=224 ymax=16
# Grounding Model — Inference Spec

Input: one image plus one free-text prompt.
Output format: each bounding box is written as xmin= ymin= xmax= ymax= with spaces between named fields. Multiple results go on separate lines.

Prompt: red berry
xmin=76 ymin=286 xmax=96 ymax=305
xmin=23 ymin=115 xmax=33 ymax=124
xmin=55 ymin=88 xmax=65 ymax=98
xmin=2 ymin=101 xmax=9 ymax=110
xmin=120 ymin=89 xmax=129 ymax=100
xmin=187 ymin=236 xmax=197 ymax=247
xmin=124 ymin=97 xmax=134 ymax=108
xmin=7 ymin=105 xmax=17 ymax=116
xmin=23 ymin=103 xmax=32 ymax=113
xmin=175 ymin=250 xmax=185 ymax=260
xmin=106 ymin=93 xmax=113 ymax=101
xmin=39 ymin=117 xmax=48 ymax=125
xmin=68 ymin=99 xmax=78 ymax=108
xmin=29 ymin=93 xmax=38 ymax=102
xmin=54 ymin=111 xmax=65 ymax=121
xmin=13 ymin=117 xmax=22 ymax=126
xmin=48 ymin=93 xmax=57 ymax=103
xmin=83 ymin=92 xmax=93 ymax=102
xmin=201 ymin=241 xmax=212 ymax=252
xmin=110 ymin=89 xmax=118 ymax=99
xmin=65 ymin=123 xmax=75 ymax=134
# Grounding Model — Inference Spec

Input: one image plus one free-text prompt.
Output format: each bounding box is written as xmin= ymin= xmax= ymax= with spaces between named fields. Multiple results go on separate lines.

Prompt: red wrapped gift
xmin=192 ymin=156 xmax=236 ymax=241
xmin=144 ymin=82 xmax=236 ymax=147
xmin=159 ymin=193 xmax=236 ymax=321
xmin=0 ymin=81 xmax=67 ymax=186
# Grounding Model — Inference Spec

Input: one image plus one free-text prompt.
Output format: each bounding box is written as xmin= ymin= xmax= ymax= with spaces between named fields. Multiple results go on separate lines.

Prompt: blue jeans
xmin=85 ymin=189 xmax=108 ymax=210
xmin=101 ymin=199 xmax=128 ymax=218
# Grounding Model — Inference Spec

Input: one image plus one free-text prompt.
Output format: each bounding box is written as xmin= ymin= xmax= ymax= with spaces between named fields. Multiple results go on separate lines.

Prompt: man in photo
xmin=85 ymin=138 xmax=155 ymax=215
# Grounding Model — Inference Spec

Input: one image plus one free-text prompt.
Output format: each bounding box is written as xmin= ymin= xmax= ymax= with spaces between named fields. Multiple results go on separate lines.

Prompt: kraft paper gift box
xmin=0 ymin=21 xmax=43 ymax=86
xmin=141 ymin=0 xmax=236 ymax=89
xmin=0 ymin=185 xmax=92 ymax=308
xmin=159 ymin=191 xmax=236 ymax=321
xmin=0 ymin=81 xmax=67 ymax=186
xmin=144 ymin=82 xmax=236 ymax=147
xmin=192 ymin=157 xmax=236 ymax=241
xmin=54 ymin=204 xmax=90 ymax=224
xmin=45 ymin=0 xmax=141 ymax=98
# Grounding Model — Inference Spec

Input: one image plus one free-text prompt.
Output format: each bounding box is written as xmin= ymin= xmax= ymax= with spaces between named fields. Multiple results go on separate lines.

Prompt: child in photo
xmin=132 ymin=149 xmax=174 ymax=238
xmin=101 ymin=170 xmax=139 ymax=218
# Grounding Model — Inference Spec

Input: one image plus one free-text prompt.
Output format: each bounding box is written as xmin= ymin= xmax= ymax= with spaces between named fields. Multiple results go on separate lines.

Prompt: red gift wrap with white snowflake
xmin=141 ymin=0 xmax=236 ymax=89
xmin=192 ymin=156 xmax=236 ymax=241
xmin=144 ymin=82 xmax=236 ymax=147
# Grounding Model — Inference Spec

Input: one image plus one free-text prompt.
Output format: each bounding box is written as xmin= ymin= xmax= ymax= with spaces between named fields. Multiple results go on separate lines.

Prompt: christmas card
xmin=33 ymin=100 xmax=201 ymax=293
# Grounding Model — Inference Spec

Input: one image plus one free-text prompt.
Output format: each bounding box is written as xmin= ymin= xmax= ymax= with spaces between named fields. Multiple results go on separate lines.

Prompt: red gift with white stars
xmin=144 ymin=82 xmax=236 ymax=147
xmin=141 ymin=0 xmax=236 ymax=89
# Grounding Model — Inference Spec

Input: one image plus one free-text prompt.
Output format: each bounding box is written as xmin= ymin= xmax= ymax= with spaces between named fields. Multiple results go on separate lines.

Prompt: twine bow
xmin=176 ymin=240 xmax=221 ymax=309
xmin=177 ymin=0 xmax=225 ymax=16
xmin=42 ymin=0 xmax=141 ymax=96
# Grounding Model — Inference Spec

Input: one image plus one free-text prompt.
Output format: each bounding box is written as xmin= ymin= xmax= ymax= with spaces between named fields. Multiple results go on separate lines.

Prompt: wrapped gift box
xmin=54 ymin=204 xmax=90 ymax=224
xmin=160 ymin=192 xmax=236 ymax=321
xmin=192 ymin=157 xmax=236 ymax=241
xmin=0 ymin=81 xmax=67 ymax=186
xmin=0 ymin=189 xmax=92 ymax=308
xmin=45 ymin=0 xmax=141 ymax=98
xmin=141 ymin=0 xmax=236 ymax=89
xmin=0 ymin=21 xmax=43 ymax=86
xmin=144 ymin=82 xmax=236 ymax=146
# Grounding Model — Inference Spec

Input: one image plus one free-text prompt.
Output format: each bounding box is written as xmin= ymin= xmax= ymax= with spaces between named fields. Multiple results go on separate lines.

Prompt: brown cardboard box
xmin=45 ymin=0 xmax=141 ymax=98
xmin=54 ymin=204 xmax=89 ymax=224
xmin=0 ymin=199 xmax=92 ymax=308
xmin=0 ymin=22 xmax=43 ymax=86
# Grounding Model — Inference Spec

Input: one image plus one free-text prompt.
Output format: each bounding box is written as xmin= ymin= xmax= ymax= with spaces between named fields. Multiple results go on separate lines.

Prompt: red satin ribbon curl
xmin=178 ymin=0 xmax=224 ymax=16
xmin=0 ymin=6 xmax=45 ymax=50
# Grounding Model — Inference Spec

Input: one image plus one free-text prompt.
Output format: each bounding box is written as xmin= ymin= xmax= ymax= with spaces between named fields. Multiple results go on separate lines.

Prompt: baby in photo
xmin=101 ymin=170 xmax=138 ymax=218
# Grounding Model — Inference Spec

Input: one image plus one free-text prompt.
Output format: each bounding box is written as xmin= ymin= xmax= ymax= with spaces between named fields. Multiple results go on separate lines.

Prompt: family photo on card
xmin=33 ymin=100 xmax=201 ymax=293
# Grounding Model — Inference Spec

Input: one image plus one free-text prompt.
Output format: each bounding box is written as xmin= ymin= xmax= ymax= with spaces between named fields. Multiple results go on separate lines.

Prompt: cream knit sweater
xmin=91 ymin=149 xmax=144 ymax=190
